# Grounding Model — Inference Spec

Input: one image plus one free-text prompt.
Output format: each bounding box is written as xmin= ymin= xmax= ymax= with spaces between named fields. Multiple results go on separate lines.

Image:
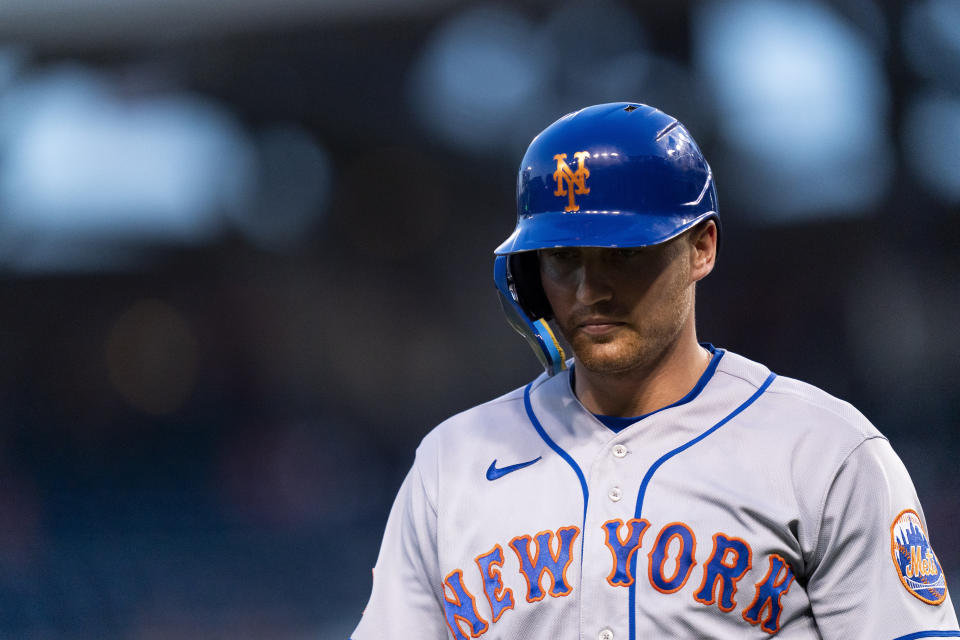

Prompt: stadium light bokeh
xmin=903 ymin=93 xmax=960 ymax=203
xmin=902 ymin=0 xmax=960 ymax=204
xmin=407 ymin=5 xmax=549 ymax=155
xmin=693 ymin=0 xmax=892 ymax=222
xmin=0 ymin=64 xmax=331 ymax=272
xmin=903 ymin=0 xmax=960 ymax=87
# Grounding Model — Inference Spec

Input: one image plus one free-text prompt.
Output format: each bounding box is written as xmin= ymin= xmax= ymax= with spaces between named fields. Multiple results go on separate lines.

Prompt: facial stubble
xmin=559 ymin=257 xmax=694 ymax=376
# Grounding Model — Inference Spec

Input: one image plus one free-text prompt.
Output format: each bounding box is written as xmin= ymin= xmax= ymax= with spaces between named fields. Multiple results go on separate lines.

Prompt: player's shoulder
xmin=718 ymin=349 xmax=882 ymax=442
xmin=434 ymin=380 xmax=531 ymax=431
xmin=415 ymin=369 xmax=554 ymax=460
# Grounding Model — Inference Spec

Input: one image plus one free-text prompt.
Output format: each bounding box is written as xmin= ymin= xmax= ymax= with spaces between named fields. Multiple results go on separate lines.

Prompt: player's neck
xmin=572 ymin=328 xmax=711 ymax=418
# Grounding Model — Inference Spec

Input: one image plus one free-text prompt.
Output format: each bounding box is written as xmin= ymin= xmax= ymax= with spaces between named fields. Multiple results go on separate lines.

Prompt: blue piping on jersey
xmin=523 ymin=382 xmax=590 ymax=532
xmin=892 ymin=632 xmax=960 ymax=640
xmin=628 ymin=371 xmax=777 ymax=640
xmin=593 ymin=347 xmax=725 ymax=433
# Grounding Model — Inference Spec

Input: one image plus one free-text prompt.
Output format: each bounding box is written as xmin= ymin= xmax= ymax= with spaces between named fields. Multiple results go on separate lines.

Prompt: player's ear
xmin=689 ymin=219 xmax=717 ymax=282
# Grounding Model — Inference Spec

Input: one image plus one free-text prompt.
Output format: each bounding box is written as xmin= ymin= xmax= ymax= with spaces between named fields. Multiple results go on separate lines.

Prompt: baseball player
xmin=351 ymin=103 xmax=959 ymax=639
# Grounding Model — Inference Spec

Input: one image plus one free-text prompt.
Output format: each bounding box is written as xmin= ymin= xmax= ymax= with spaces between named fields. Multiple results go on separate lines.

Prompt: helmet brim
xmin=494 ymin=209 xmax=718 ymax=255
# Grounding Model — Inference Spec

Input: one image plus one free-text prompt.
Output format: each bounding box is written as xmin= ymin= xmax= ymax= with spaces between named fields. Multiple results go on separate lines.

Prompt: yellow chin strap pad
xmin=532 ymin=318 xmax=567 ymax=375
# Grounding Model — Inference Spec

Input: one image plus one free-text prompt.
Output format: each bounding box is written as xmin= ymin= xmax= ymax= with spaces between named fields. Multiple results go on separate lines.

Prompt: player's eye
xmin=540 ymin=248 xmax=579 ymax=262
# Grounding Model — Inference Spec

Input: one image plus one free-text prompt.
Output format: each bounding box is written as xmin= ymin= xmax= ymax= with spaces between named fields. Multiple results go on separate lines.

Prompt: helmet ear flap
xmin=510 ymin=252 xmax=553 ymax=321
xmin=494 ymin=255 xmax=567 ymax=376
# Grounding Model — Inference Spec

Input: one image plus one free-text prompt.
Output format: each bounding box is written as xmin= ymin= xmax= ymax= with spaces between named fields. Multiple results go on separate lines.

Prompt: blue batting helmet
xmin=493 ymin=102 xmax=719 ymax=376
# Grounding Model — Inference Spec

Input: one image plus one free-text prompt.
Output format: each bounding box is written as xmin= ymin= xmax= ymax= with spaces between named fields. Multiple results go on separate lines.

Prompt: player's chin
xmin=570 ymin=339 xmax=643 ymax=374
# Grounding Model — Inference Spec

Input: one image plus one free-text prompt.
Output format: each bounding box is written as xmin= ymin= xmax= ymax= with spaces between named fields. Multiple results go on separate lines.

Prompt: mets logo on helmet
xmin=890 ymin=509 xmax=947 ymax=605
xmin=553 ymin=151 xmax=590 ymax=212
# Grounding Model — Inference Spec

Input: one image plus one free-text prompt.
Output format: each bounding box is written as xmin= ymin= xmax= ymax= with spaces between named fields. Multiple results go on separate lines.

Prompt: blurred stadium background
xmin=0 ymin=0 xmax=956 ymax=637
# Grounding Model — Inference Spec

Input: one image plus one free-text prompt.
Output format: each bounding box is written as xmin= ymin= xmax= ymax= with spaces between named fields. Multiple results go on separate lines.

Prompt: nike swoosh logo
xmin=486 ymin=456 xmax=542 ymax=481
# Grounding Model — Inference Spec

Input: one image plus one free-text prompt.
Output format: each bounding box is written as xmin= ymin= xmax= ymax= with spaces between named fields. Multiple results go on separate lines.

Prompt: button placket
xmin=610 ymin=444 xmax=627 ymax=503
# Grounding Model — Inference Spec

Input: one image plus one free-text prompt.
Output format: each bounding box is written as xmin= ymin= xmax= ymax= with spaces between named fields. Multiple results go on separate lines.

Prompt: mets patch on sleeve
xmin=890 ymin=509 xmax=947 ymax=605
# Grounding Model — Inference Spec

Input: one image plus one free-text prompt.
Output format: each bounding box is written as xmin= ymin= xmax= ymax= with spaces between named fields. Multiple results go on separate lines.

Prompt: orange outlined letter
xmin=603 ymin=518 xmax=650 ymax=587
xmin=442 ymin=569 xmax=489 ymax=639
xmin=693 ymin=533 xmax=752 ymax=612
xmin=742 ymin=554 xmax=795 ymax=634
xmin=475 ymin=545 xmax=515 ymax=623
xmin=509 ymin=526 xmax=580 ymax=602
xmin=647 ymin=522 xmax=698 ymax=594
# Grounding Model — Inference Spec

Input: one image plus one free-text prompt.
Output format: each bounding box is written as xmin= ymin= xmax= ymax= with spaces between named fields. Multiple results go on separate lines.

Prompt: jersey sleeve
xmin=807 ymin=436 xmax=959 ymax=638
xmin=351 ymin=451 xmax=448 ymax=640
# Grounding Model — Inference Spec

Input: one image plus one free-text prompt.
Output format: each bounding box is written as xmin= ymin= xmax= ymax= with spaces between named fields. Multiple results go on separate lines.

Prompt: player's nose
xmin=574 ymin=253 xmax=615 ymax=306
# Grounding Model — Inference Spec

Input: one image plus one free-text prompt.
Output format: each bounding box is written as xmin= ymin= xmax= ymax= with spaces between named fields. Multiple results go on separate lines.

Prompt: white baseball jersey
xmin=351 ymin=348 xmax=959 ymax=639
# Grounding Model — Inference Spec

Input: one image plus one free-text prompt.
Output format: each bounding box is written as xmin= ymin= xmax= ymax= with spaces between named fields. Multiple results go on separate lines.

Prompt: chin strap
xmin=529 ymin=318 xmax=567 ymax=376
xmin=494 ymin=255 xmax=567 ymax=376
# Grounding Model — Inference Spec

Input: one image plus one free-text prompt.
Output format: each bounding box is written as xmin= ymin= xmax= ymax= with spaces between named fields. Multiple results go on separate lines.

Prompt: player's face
xmin=538 ymin=228 xmax=708 ymax=375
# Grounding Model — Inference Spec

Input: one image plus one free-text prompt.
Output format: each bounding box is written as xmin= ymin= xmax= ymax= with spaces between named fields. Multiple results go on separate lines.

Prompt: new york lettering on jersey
xmin=441 ymin=519 xmax=794 ymax=639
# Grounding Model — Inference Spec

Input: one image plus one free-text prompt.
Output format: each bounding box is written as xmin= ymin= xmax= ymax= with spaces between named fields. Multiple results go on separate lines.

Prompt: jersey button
xmin=598 ymin=628 xmax=614 ymax=640
xmin=612 ymin=444 xmax=628 ymax=458
xmin=608 ymin=486 xmax=622 ymax=502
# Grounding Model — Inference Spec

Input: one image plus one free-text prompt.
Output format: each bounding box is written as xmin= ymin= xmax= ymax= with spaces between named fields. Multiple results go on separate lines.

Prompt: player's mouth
xmin=577 ymin=319 xmax=626 ymax=336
